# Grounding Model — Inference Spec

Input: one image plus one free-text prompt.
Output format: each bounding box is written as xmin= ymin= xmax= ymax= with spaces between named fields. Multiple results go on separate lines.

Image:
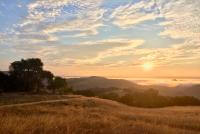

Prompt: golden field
xmin=0 ymin=95 xmax=200 ymax=134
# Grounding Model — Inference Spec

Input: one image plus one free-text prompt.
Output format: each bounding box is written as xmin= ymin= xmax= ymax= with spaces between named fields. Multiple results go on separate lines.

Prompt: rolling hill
xmin=0 ymin=95 xmax=200 ymax=134
xmin=66 ymin=76 xmax=145 ymax=90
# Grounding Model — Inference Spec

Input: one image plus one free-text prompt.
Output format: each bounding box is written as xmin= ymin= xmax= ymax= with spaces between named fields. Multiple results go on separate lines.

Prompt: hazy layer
xmin=122 ymin=78 xmax=200 ymax=87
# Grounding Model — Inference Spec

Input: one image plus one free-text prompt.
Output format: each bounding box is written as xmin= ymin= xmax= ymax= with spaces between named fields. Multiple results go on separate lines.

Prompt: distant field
xmin=0 ymin=95 xmax=200 ymax=134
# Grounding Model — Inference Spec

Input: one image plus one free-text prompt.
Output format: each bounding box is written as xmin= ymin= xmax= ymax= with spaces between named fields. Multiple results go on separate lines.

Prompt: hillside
xmin=66 ymin=76 xmax=140 ymax=90
xmin=67 ymin=76 xmax=200 ymax=98
xmin=0 ymin=95 xmax=200 ymax=134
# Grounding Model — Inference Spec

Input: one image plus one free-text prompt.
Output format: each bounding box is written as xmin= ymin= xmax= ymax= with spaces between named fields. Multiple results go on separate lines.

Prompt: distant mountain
xmin=66 ymin=76 xmax=144 ymax=91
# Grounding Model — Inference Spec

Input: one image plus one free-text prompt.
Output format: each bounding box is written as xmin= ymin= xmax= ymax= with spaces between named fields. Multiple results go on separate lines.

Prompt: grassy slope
xmin=0 ymin=95 xmax=200 ymax=134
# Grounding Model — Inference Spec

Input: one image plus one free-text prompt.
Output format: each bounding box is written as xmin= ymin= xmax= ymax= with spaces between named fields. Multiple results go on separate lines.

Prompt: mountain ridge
xmin=66 ymin=76 xmax=200 ymax=98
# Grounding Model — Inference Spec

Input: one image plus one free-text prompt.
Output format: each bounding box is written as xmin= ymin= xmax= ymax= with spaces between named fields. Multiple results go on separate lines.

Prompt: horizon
xmin=64 ymin=75 xmax=200 ymax=79
xmin=64 ymin=75 xmax=200 ymax=87
xmin=1 ymin=69 xmax=200 ymax=79
xmin=0 ymin=0 xmax=200 ymax=78
xmin=63 ymin=76 xmax=200 ymax=88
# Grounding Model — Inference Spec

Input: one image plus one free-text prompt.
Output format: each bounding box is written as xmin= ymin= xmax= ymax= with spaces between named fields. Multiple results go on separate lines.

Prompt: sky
xmin=0 ymin=0 xmax=200 ymax=78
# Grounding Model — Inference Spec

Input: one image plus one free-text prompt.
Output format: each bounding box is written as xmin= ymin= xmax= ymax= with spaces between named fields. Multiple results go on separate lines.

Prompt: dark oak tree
xmin=9 ymin=58 xmax=46 ymax=92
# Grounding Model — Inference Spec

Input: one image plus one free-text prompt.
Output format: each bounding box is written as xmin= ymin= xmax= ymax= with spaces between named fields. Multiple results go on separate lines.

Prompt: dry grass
xmin=0 ymin=95 xmax=200 ymax=134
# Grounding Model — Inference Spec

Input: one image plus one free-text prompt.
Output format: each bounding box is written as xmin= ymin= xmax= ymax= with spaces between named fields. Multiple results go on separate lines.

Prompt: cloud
xmin=23 ymin=0 xmax=70 ymax=25
xmin=110 ymin=0 xmax=159 ymax=28
xmin=76 ymin=39 xmax=144 ymax=65
xmin=0 ymin=33 xmax=4 ymax=43
xmin=9 ymin=38 xmax=144 ymax=67
xmin=114 ymin=0 xmax=200 ymax=67
xmin=0 ymin=0 xmax=106 ymax=51
xmin=19 ymin=0 xmax=105 ymax=37
xmin=158 ymin=0 xmax=200 ymax=41
xmin=4 ymin=37 xmax=143 ymax=68
xmin=110 ymin=0 xmax=200 ymax=46
xmin=43 ymin=9 xmax=105 ymax=36
xmin=149 ymin=0 xmax=200 ymax=66
xmin=16 ymin=33 xmax=58 ymax=42
xmin=133 ymin=41 xmax=200 ymax=67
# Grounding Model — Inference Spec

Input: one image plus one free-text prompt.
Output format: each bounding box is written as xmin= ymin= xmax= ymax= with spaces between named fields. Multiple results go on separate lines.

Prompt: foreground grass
xmin=0 ymin=95 xmax=200 ymax=134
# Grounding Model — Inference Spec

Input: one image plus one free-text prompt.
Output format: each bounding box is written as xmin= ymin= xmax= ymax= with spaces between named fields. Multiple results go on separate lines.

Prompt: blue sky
xmin=0 ymin=0 xmax=200 ymax=78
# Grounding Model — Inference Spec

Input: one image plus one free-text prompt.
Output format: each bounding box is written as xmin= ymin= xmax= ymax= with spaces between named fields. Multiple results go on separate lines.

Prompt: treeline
xmin=0 ymin=58 xmax=70 ymax=93
xmin=74 ymin=88 xmax=200 ymax=108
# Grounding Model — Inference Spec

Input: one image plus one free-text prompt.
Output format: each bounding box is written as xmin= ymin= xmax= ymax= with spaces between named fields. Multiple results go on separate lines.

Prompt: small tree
xmin=51 ymin=76 xmax=67 ymax=94
xmin=42 ymin=70 xmax=54 ymax=88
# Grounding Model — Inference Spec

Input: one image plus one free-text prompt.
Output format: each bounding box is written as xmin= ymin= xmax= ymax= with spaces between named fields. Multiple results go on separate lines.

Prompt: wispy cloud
xmin=20 ymin=0 xmax=105 ymax=38
xmin=43 ymin=9 xmax=105 ymax=36
xmin=76 ymin=39 xmax=144 ymax=65
xmin=110 ymin=0 xmax=159 ymax=28
xmin=158 ymin=0 xmax=200 ymax=40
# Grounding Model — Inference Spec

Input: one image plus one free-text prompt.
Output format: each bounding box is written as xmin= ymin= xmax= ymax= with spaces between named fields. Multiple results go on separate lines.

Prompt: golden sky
xmin=0 ymin=0 xmax=200 ymax=78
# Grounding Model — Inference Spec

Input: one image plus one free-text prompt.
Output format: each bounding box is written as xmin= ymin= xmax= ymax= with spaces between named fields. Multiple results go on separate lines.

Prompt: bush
xmin=73 ymin=90 xmax=95 ymax=97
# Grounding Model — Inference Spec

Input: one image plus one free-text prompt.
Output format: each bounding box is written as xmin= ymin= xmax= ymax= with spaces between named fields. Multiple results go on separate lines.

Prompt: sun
xmin=142 ymin=62 xmax=154 ymax=71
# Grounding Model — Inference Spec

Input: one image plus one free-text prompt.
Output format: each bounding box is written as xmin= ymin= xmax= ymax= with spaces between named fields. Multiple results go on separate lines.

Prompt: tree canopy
xmin=9 ymin=58 xmax=44 ymax=92
xmin=0 ymin=58 xmax=68 ymax=93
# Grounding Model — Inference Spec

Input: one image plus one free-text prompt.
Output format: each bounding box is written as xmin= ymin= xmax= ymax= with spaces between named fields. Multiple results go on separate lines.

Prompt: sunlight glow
xmin=142 ymin=62 xmax=154 ymax=71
